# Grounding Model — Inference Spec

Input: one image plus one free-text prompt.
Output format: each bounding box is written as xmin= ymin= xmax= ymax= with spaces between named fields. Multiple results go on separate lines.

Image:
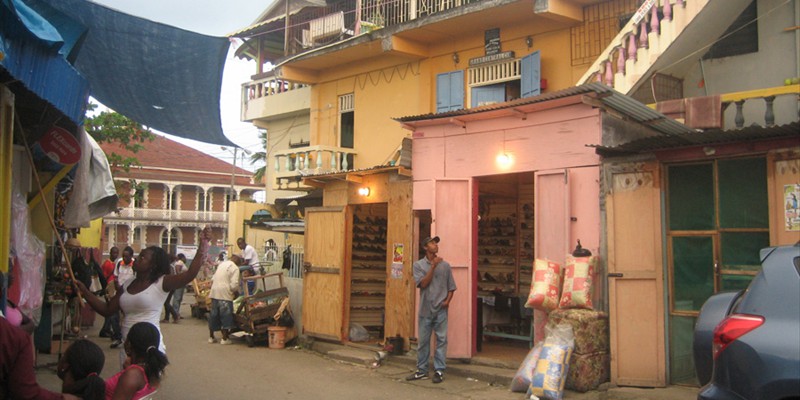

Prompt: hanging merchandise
xmin=9 ymin=187 xmax=46 ymax=324
xmin=63 ymin=129 xmax=118 ymax=228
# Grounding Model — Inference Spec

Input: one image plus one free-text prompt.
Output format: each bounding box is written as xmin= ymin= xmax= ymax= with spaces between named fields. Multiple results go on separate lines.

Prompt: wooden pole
xmin=13 ymin=115 xmax=83 ymax=305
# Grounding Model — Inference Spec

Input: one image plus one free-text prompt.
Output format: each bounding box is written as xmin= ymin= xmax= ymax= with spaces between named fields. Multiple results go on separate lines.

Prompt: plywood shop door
xmin=534 ymin=170 xmax=569 ymax=265
xmin=433 ymin=179 xmax=474 ymax=358
xmin=302 ymin=206 xmax=347 ymax=341
xmin=606 ymin=165 xmax=665 ymax=387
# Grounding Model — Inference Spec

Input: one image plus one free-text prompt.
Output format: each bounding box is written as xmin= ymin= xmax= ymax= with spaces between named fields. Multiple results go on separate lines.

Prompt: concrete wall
xmin=254 ymin=115 xmax=310 ymax=204
xmin=682 ymin=0 xmax=799 ymax=127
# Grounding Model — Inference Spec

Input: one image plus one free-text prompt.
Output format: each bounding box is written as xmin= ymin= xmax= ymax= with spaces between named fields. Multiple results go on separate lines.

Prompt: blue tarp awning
xmin=1 ymin=0 xmax=90 ymax=126
xmin=20 ymin=0 xmax=235 ymax=146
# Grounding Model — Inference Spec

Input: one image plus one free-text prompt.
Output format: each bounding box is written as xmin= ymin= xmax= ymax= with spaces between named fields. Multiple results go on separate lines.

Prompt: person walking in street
xmin=76 ymin=227 xmax=212 ymax=369
xmin=208 ymin=255 xmax=242 ymax=345
xmin=406 ymin=236 xmax=456 ymax=384
xmin=99 ymin=247 xmax=119 ymax=339
xmin=160 ymin=255 xmax=180 ymax=324
xmin=108 ymin=247 xmax=135 ymax=348
xmin=169 ymin=254 xmax=188 ymax=320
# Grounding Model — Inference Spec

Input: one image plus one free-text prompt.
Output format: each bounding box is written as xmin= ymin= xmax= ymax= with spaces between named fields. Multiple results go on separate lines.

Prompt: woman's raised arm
xmin=163 ymin=226 xmax=211 ymax=291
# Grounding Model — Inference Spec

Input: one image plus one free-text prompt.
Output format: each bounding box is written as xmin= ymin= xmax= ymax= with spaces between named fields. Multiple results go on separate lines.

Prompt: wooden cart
xmin=190 ymin=279 xmax=212 ymax=319
xmin=234 ymin=271 xmax=288 ymax=347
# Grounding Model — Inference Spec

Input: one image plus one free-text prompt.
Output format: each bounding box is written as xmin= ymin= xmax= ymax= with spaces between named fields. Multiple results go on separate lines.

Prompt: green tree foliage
xmin=84 ymin=102 xmax=155 ymax=202
xmin=249 ymin=129 xmax=267 ymax=184
xmin=84 ymin=102 xmax=155 ymax=173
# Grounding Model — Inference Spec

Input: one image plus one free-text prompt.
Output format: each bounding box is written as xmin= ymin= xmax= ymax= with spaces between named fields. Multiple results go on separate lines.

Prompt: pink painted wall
xmin=410 ymin=99 xmax=603 ymax=358
xmin=433 ymin=180 xmax=473 ymax=359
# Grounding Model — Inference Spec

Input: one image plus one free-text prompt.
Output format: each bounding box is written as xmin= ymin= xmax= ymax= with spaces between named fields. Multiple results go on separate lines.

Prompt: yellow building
xmin=233 ymin=0 xmax=799 ymax=387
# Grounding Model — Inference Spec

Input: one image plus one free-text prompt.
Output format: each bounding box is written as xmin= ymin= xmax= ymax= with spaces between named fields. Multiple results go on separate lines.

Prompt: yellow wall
xmin=228 ymin=200 xmax=294 ymax=255
xmin=307 ymin=20 xmax=580 ymax=171
xmin=76 ymin=218 xmax=103 ymax=249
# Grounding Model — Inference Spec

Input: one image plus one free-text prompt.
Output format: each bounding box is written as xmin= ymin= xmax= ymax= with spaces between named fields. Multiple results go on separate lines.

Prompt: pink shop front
xmin=396 ymin=84 xmax=692 ymax=385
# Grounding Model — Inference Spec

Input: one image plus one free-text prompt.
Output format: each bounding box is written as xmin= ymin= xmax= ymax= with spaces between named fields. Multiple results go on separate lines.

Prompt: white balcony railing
xmin=109 ymin=208 xmax=228 ymax=223
xmin=273 ymin=145 xmax=358 ymax=184
xmin=241 ymin=71 xmax=309 ymax=107
xmin=578 ymin=0 xmax=709 ymax=94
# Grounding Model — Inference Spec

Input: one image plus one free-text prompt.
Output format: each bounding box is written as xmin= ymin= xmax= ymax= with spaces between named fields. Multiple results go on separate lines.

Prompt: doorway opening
xmin=475 ymin=172 xmax=534 ymax=365
xmin=350 ymin=203 xmax=388 ymax=342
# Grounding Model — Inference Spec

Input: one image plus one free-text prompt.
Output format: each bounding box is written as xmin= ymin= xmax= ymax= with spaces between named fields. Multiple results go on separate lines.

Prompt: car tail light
xmin=712 ymin=314 xmax=764 ymax=359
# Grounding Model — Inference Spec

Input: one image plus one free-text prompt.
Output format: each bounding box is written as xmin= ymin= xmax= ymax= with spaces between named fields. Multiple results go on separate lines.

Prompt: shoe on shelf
xmin=208 ymin=338 xmax=217 ymax=344
xmin=219 ymin=339 xmax=232 ymax=345
xmin=110 ymin=339 xmax=122 ymax=349
xmin=405 ymin=370 xmax=428 ymax=381
xmin=432 ymin=370 xmax=444 ymax=384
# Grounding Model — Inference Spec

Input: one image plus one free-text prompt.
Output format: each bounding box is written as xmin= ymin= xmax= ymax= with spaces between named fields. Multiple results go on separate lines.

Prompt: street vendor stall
xmin=234 ymin=271 xmax=292 ymax=347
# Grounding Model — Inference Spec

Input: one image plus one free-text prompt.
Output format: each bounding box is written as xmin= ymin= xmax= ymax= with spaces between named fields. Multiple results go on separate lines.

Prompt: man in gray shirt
xmin=406 ymin=236 xmax=456 ymax=384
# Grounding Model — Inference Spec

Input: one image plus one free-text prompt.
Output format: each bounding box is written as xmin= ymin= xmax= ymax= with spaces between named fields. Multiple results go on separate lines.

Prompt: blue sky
xmin=92 ymin=0 xmax=272 ymax=172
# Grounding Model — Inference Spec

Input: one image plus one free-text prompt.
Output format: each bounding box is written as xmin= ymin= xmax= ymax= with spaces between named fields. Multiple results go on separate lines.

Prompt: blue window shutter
xmin=521 ymin=50 xmax=541 ymax=98
xmin=449 ymin=70 xmax=464 ymax=111
xmin=437 ymin=71 xmax=464 ymax=112
xmin=436 ymin=73 xmax=451 ymax=113
xmin=471 ymin=84 xmax=505 ymax=107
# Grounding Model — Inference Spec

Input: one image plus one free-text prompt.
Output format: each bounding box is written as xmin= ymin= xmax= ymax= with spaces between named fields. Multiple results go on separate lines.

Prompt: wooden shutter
xmin=436 ymin=71 xmax=464 ymax=113
xmin=521 ymin=51 xmax=541 ymax=98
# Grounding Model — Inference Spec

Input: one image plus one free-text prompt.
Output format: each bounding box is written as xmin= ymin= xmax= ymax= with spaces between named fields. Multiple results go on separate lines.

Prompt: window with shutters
xmin=436 ymin=71 xmax=464 ymax=113
xmin=466 ymin=51 xmax=540 ymax=108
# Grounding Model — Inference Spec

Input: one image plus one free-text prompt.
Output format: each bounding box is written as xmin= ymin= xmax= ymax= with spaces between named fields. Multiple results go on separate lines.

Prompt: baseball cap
xmin=421 ymin=236 xmax=440 ymax=247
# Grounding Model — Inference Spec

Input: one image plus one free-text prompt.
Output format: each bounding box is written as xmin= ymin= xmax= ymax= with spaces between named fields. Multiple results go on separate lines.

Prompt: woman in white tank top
xmin=77 ymin=227 xmax=212 ymax=369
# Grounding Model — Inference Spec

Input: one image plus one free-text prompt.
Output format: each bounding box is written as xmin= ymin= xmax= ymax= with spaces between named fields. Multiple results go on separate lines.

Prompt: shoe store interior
xmin=476 ymin=173 xmax=534 ymax=363
xmin=350 ymin=203 xmax=389 ymax=342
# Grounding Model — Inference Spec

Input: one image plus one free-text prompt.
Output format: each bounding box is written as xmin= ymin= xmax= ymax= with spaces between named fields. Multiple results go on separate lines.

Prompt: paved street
xmin=36 ymin=302 xmax=521 ymax=400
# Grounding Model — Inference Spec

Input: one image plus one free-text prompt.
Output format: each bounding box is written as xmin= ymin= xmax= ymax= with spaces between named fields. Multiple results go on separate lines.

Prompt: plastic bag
xmin=510 ymin=341 xmax=543 ymax=392
xmin=349 ymin=323 xmax=369 ymax=342
xmin=529 ymin=323 xmax=575 ymax=400
xmin=525 ymin=259 xmax=562 ymax=312
xmin=9 ymin=187 xmax=46 ymax=325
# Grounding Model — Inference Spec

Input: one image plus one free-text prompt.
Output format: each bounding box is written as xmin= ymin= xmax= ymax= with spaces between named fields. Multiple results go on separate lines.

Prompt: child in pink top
xmin=105 ymin=322 xmax=168 ymax=400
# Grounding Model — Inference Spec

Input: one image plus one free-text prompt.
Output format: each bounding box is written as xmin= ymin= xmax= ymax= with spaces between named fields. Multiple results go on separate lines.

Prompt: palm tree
xmin=249 ymin=129 xmax=268 ymax=184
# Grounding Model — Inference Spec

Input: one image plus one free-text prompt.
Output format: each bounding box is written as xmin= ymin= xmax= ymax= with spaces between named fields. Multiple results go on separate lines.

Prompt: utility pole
xmin=230 ymin=147 xmax=238 ymax=202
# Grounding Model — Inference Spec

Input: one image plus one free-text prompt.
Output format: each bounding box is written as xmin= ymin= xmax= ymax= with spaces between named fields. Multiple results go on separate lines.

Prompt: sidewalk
xmin=304 ymin=338 xmax=699 ymax=400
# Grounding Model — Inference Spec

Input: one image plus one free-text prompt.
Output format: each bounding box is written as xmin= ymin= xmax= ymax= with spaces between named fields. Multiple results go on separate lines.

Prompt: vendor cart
xmin=190 ymin=279 xmax=212 ymax=319
xmin=234 ymin=271 xmax=288 ymax=347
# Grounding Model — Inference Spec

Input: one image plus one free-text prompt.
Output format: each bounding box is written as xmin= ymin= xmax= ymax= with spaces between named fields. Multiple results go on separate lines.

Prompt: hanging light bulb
xmin=496 ymin=152 xmax=513 ymax=168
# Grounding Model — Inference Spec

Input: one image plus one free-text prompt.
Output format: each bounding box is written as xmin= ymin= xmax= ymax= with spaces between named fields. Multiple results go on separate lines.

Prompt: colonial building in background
xmin=100 ymin=135 xmax=263 ymax=254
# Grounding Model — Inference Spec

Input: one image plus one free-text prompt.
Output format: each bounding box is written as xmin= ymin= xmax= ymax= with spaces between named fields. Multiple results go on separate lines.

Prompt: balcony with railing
xmin=272 ymin=145 xmax=358 ymax=190
xmin=577 ymin=0 xmax=752 ymax=95
xmin=106 ymin=207 xmax=229 ymax=225
xmin=241 ymin=71 xmax=310 ymax=122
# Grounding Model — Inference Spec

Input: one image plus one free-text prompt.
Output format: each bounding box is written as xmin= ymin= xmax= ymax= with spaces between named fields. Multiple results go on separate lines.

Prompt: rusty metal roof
xmin=590 ymin=121 xmax=800 ymax=156
xmin=395 ymin=83 xmax=694 ymax=137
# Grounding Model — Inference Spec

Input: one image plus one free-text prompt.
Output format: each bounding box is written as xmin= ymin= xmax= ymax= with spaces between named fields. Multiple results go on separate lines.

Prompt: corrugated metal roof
xmin=0 ymin=7 xmax=89 ymax=125
xmin=395 ymin=83 xmax=693 ymax=137
xmin=590 ymin=121 xmax=800 ymax=155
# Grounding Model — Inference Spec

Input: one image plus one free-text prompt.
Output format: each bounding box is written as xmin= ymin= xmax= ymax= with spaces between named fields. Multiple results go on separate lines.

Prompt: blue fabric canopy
xmin=25 ymin=0 xmax=235 ymax=146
